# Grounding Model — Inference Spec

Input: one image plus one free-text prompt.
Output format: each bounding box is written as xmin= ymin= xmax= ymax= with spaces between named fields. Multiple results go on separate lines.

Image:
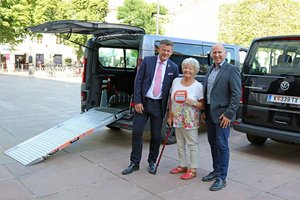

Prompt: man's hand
xmin=134 ymin=103 xmax=144 ymax=113
xmin=201 ymin=113 xmax=206 ymax=124
xmin=219 ymin=114 xmax=231 ymax=128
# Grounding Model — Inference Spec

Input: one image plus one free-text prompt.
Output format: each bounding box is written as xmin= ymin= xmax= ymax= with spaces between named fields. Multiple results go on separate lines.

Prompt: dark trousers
xmin=130 ymin=100 xmax=163 ymax=165
xmin=205 ymin=109 xmax=230 ymax=180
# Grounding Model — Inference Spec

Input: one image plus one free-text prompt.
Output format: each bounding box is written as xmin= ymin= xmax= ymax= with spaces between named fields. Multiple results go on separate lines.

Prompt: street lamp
xmin=156 ymin=0 xmax=160 ymax=35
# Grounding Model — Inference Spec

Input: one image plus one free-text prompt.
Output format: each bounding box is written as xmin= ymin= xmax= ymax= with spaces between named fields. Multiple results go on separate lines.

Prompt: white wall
xmin=106 ymin=0 xmax=237 ymax=42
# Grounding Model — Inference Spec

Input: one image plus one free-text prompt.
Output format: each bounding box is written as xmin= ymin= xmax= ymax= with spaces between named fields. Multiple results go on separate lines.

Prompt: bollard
xmin=28 ymin=66 xmax=35 ymax=75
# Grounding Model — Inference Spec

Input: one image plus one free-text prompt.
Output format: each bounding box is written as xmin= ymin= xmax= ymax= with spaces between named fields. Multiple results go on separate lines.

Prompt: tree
xmin=0 ymin=0 xmax=109 ymax=61
xmin=57 ymin=0 xmax=109 ymax=62
xmin=0 ymin=0 xmax=31 ymax=45
xmin=218 ymin=0 xmax=300 ymax=47
xmin=117 ymin=0 xmax=168 ymax=35
xmin=0 ymin=0 xmax=63 ymax=45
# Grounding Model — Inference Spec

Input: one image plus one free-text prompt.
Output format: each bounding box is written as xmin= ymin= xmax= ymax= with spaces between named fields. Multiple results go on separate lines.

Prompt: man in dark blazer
xmin=122 ymin=40 xmax=179 ymax=175
xmin=201 ymin=43 xmax=241 ymax=191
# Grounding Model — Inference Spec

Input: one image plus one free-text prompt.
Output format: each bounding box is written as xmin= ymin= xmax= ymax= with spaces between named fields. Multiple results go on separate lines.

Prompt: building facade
xmin=0 ymin=0 xmax=237 ymax=72
xmin=0 ymin=34 xmax=76 ymax=72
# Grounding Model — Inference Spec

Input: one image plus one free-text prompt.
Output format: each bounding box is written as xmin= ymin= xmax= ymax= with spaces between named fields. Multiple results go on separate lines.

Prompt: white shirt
xmin=146 ymin=59 xmax=167 ymax=99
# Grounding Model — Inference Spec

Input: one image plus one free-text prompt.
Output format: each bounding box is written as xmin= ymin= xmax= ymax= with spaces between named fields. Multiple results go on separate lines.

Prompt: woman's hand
xmin=185 ymin=98 xmax=196 ymax=106
xmin=167 ymin=116 xmax=173 ymax=127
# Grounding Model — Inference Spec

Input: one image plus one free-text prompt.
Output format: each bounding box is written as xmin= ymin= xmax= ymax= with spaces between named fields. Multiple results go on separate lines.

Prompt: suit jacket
xmin=203 ymin=62 xmax=241 ymax=124
xmin=134 ymin=55 xmax=179 ymax=117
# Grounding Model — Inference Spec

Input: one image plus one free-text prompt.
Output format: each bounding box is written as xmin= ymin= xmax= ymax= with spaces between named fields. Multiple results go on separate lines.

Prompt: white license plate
xmin=267 ymin=94 xmax=300 ymax=105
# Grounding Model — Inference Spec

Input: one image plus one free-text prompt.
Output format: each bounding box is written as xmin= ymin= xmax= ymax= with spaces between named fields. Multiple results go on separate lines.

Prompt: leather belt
xmin=145 ymin=97 xmax=162 ymax=103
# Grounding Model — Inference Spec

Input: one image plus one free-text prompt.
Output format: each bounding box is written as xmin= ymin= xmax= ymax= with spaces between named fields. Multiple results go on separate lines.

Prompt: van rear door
xmin=26 ymin=20 xmax=145 ymax=36
xmin=242 ymin=36 xmax=300 ymax=133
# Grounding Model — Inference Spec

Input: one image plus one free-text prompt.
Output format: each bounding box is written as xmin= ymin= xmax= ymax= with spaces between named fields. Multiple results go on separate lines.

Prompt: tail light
xmin=240 ymin=86 xmax=244 ymax=104
xmin=233 ymin=121 xmax=241 ymax=125
xmin=137 ymin=58 xmax=143 ymax=71
xmin=81 ymin=57 xmax=87 ymax=102
xmin=81 ymin=57 xmax=87 ymax=83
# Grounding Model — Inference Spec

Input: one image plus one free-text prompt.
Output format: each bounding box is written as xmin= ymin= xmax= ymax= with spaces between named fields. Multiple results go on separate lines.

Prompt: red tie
xmin=153 ymin=62 xmax=163 ymax=97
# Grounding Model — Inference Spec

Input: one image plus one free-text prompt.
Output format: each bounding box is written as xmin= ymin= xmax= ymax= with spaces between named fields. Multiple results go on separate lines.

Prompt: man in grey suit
xmin=201 ymin=43 xmax=241 ymax=191
xmin=122 ymin=40 xmax=179 ymax=175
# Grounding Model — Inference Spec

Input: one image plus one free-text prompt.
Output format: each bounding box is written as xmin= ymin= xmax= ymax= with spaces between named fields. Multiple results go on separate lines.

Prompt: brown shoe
xmin=170 ymin=166 xmax=188 ymax=174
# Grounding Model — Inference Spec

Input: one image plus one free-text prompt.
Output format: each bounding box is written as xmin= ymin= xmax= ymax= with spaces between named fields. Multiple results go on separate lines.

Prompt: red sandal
xmin=180 ymin=169 xmax=197 ymax=180
xmin=170 ymin=166 xmax=188 ymax=174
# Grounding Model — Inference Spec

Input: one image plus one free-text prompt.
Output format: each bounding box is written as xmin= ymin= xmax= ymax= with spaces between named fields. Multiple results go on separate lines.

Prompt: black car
xmin=233 ymin=35 xmax=300 ymax=145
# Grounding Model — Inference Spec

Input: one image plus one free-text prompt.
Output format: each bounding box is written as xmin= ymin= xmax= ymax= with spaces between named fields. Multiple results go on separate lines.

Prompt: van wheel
xmin=246 ymin=134 xmax=267 ymax=145
xmin=161 ymin=120 xmax=176 ymax=145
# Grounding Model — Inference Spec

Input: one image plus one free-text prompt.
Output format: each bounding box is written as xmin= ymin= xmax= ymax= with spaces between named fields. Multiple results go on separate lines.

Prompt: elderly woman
xmin=167 ymin=57 xmax=204 ymax=180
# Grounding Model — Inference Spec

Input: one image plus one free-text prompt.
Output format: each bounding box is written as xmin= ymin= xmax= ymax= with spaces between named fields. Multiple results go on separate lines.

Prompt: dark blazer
xmin=134 ymin=55 xmax=179 ymax=117
xmin=203 ymin=62 xmax=241 ymax=124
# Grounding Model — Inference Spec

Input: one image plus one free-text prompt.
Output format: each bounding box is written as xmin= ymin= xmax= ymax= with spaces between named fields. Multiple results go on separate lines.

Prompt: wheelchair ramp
xmin=5 ymin=107 xmax=128 ymax=166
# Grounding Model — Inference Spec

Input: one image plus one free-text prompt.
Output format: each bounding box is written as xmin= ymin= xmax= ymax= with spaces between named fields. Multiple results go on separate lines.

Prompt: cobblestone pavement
xmin=0 ymin=73 xmax=299 ymax=200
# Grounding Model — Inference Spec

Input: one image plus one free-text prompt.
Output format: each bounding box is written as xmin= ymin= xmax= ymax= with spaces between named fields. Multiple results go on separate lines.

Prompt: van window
xmin=225 ymin=48 xmax=235 ymax=65
xmin=239 ymin=50 xmax=247 ymax=70
xmin=245 ymin=40 xmax=300 ymax=75
xmin=98 ymin=47 xmax=138 ymax=69
xmin=203 ymin=46 xmax=237 ymax=71
xmin=155 ymin=41 xmax=205 ymax=75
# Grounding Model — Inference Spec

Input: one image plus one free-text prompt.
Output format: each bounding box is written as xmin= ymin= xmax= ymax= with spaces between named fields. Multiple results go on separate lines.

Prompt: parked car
xmin=233 ymin=35 xmax=300 ymax=145
xmin=27 ymin=20 xmax=247 ymax=144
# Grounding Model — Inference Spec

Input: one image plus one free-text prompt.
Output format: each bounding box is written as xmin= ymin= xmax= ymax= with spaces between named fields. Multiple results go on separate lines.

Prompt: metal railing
xmin=42 ymin=63 xmax=83 ymax=77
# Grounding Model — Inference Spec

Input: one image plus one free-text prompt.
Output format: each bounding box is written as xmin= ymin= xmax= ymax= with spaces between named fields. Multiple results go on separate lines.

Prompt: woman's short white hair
xmin=181 ymin=57 xmax=200 ymax=76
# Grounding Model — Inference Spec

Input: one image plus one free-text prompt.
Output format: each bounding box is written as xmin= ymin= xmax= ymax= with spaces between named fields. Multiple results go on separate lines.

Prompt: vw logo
xmin=280 ymin=81 xmax=290 ymax=91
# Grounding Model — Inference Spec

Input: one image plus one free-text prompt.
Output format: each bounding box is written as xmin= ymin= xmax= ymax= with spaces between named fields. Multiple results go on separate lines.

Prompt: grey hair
xmin=212 ymin=43 xmax=226 ymax=52
xmin=181 ymin=57 xmax=200 ymax=76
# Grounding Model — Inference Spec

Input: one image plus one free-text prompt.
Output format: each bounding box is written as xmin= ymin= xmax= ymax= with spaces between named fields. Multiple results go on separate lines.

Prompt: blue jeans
xmin=205 ymin=110 xmax=230 ymax=180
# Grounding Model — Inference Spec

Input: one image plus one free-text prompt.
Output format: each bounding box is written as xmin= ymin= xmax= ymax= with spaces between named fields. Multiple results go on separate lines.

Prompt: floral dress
xmin=170 ymin=78 xmax=203 ymax=129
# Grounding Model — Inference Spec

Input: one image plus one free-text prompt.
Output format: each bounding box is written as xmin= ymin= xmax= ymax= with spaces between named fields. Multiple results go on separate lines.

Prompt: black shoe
xmin=202 ymin=171 xmax=218 ymax=182
xmin=209 ymin=177 xmax=227 ymax=191
xmin=148 ymin=162 xmax=156 ymax=175
xmin=122 ymin=163 xmax=139 ymax=175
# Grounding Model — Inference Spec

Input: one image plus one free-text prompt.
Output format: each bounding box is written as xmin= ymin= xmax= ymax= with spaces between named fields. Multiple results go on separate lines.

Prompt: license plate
xmin=267 ymin=94 xmax=300 ymax=105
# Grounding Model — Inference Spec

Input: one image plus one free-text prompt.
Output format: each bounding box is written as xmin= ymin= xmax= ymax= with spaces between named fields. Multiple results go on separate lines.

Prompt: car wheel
xmin=161 ymin=118 xmax=176 ymax=145
xmin=246 ymin=134 xmax=267 ymax=145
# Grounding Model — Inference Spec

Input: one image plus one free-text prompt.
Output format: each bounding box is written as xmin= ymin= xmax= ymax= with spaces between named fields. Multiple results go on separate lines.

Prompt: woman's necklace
xmin=181 ymin=78 xmax=195 ymax=87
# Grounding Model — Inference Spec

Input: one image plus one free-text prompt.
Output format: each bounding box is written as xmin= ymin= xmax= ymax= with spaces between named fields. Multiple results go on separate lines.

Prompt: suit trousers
xmin=205 ymin=108 xmax=230 ymax=180
xmin=130 ymin=100 xmax=163 ymax=165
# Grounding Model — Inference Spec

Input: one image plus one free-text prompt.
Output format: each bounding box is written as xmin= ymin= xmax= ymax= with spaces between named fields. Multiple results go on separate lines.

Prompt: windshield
xmin=244 ymin=39 xmax=300 ymax=75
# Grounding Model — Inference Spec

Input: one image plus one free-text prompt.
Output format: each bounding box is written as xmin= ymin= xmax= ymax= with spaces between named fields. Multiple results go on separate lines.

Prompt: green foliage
xmin=0 ymin=0 xmax=31 ymax=45
xmin=31 ymin=0 xmax=60 ymax=24
xmin=0 ymin=0 xmax=62 ymax=45
xmin=218 ymin=0 xmax=300 ymax=47
xmin=117 ymin=0 xmax=168 ymax=35
xmin=0 ymin=0 xmax=109 ymax=60
xmin=58 ymin=0 xmax=109 ymax=61
xmin=65 ymin=57 xmax=72 ymax=65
